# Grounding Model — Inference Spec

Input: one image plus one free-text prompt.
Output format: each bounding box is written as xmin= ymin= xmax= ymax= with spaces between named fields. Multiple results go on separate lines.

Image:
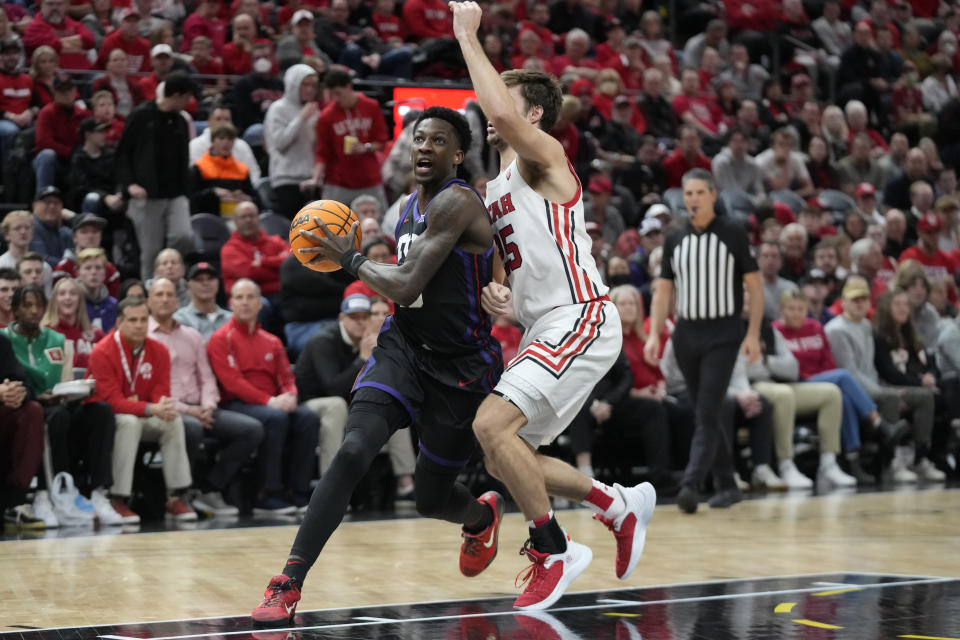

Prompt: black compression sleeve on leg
xmin=283 ymin=399 xmax=398 ymax=587
xmin=413 ymin=463 xmax=491 ymax=530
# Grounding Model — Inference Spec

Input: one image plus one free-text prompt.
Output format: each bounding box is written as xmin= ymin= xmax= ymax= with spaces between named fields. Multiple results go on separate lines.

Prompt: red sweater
xmin=87 ymin=330 xmax=171 ymax=417
xmin=899 ymin=244 xmax=959 ymax=304
xmin=772 ymin=318 xmax=836 ymax=380
xmin=34 ymin=102 xmax=91 ymax=159
xmin=372 ymin=14 xmax=407 ymax=42
xmin=220 ymin=229 xmax=289 ymax=296
xmin=623 ymin=331 xmax=662 ymax=389
xmin=314 ymin=93 xmax=388 ymax=190
xmin=221 ymin=39 xmax=271 ymax=76
xmin=401 ymin=0 xmax=453 ymax=40
xmin=23 ymin=14 xmax=95 ymax=70
xmin=97 ymin=30 xmax=151 ymax=72
xmin=49 ymin=320 xmax=104 ymax=369
xmin=181 ymin=13 xmax=227 ymax=55
xmin=662 ymin=148 xmax=712 ymax=189
xmin=207 ymin=317 xmax=296 ymax=405
xmin=0 ymin=72 xmax=34 ymax=115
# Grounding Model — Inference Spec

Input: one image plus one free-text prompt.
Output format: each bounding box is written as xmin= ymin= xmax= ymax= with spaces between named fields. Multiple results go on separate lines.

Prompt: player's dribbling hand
xmin=643 ymin=334 xmax=660 ymax=367
xmin=480 ymin=282 xmax=512 ymax=319
xmin=298 ymin=218 xmax=360 ymax=266
xmin=450 ymin=1 xmax=483 ymax=40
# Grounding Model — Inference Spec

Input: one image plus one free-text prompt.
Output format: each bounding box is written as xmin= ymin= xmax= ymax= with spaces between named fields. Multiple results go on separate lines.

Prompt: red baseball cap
xmin=773 ymin=202 xmax=796 ymax=225
xmin=917 ymin=212 xmax=943 ymax=232
xmin=587 ymin=175 xmax=612 ymax=194
xmin=856 ymin=182 xmax=876 ymax=197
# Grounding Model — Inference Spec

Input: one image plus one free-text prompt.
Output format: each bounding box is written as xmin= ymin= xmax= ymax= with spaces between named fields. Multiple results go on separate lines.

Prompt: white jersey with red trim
xmin=484 ymin=158 xmax=607 ymax=328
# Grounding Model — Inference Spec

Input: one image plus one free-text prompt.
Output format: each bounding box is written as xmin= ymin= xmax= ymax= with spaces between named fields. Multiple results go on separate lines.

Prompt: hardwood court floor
xmin=1 ymin=488 xmax=957 ymax=632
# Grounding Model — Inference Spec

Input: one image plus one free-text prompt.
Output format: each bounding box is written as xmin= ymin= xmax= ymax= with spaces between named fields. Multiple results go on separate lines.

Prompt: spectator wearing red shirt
xmin=671 ymin=68 xmax=723 ymax=137
xmin=514 ymin=2 xmax=555 ymax=60
xmin=663 ymin=126 xmax=713 ymax=189
xmin=181 ymin=0 xmax=226 ymax=56
xmin=42 ymin=275 xmax=104 ymax=369
xmin=899 ymin=212 xmax=959 ymax=304
xmin=726 ymin=0 xmax=780 ymax=32
xmin=402 ymin=0 xmax=453 ymax=41
xmin=222 ymin=14 xmax=266 ymax=76
xmin=189 ymin=36 xmax=226 ymax=96
xmin=207 ymin=279 xmax=319 ymax=513
xmin=97 ymin=8 xmax=150 ymax=73
xmin=139 ymin=44 xmax=199 ymax=114
xmin=87 ymin=297 xmax=196 ymax=524
xmin=595 ymin=18 xmax=626 ymax=69
xmin=23 ymin=0 xmax=95 ymax=71
xmin=371 ymin=0 xmax=407 ymax=44
xmin=511 ymin=28 xmax=542 ymax=70
xmin=0 ymin=36 xmax=35 ymax=160
xmin=220 ymin=202 xmax=289 ymax=298
xmin=845 ymin=99 xmax=888 ymax=152
xmin=312 ymin=68 xmax=388 ymax=210
xmin=32 ymin=73 xmax=90 ymax=191
xmin=549 ymin=29 xmax=602 ymax=81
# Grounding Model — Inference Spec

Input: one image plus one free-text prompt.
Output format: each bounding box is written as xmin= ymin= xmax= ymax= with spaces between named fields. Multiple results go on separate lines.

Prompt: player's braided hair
xmin=414 ymin=106 xmax=472 ymax=155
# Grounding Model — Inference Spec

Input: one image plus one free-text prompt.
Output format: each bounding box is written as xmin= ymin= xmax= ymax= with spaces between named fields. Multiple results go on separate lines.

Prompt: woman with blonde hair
xmin=820 ymin=105 xmax=849 ymax=162
xmin=29 ymin=45 xmax=58 ymax=106
xmin=42 ymin=276 xmax=104 ymax=369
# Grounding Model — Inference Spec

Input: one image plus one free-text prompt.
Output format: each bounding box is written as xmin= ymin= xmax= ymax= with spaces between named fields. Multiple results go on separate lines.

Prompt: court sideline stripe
xmin=92 ymin=577 xmax=953 ymax=640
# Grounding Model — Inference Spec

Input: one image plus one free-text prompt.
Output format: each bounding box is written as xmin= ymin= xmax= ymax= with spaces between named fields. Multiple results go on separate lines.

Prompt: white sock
xmin=819 ymin=452 xmax=837 ymax=469
xmin=580 ymin=479 xmax=626 ymax=520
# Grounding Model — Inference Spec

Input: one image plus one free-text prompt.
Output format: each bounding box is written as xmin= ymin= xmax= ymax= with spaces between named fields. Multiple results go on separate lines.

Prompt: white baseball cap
xmin=151 ymin=43 xmax=173 ymax=58
xmin=291 ymin=9 xmax=314 ymax=25
xmin=645 ymin=203 xmax=671 ymax=220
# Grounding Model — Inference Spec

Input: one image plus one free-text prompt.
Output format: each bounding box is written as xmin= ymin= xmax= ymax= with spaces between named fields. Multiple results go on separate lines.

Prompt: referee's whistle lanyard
xmin=115 ymin=330 xmax=146 ymax=392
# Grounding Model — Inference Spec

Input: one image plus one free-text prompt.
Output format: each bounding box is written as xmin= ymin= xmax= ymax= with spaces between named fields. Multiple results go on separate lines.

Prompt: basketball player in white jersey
xmin=451 ymin=1 xmax=657 ymax=611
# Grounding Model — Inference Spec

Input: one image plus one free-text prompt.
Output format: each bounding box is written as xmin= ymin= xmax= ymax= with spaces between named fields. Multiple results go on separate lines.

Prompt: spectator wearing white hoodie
xmin=264 ymin=64 xmax=319 ymax=219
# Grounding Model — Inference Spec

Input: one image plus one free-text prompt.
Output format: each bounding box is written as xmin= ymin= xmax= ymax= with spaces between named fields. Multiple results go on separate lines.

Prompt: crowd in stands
xmin=4 ymin=0 xmax=960 ymax=528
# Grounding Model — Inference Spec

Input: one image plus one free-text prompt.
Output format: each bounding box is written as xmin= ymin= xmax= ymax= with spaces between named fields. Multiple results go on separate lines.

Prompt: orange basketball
xmin=289 ymin=199 xmax=363 ymax=272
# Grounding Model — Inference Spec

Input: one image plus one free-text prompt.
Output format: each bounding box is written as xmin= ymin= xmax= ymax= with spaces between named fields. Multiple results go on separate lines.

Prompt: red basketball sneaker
xmin=251 ymin=575 xmax=301 ymax=624
xmin=593 ymin=482 xmax=656 ymax=580
xmin=459 ymin=490 xmax=504 ymax=577
xmin=513 ymin=536 xmax=592 ymax=611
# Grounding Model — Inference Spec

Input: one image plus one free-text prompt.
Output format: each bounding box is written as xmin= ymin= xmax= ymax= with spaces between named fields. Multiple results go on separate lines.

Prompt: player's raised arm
xmin=450 ymin=1 xmax=562 ymax=169
xmin=298 ymin=188 xmax=485 ymax=307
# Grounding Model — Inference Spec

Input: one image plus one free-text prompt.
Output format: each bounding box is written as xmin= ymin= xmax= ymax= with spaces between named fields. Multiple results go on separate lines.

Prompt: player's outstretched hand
xmin=298 ymin=218 xmax=360 ymax=267
xmin=450 ymin=1 xmax=482 ymax=40
xmin=481 ymin=282 xmax=513 ymax=319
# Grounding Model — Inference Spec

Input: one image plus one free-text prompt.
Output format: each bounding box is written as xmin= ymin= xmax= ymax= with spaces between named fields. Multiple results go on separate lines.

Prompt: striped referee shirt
xmin=660 ymin=216 xmax=758 ymax=321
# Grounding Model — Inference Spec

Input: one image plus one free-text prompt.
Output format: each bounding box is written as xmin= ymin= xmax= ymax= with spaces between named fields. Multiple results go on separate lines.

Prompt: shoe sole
xmin=251 ymin=610 xmax=296 ymax=626
xmin=513 ymin=541 xmax=593 ymax=611
xmin=676 ymin=490 xmax=698 ymax=514
xmin=461 ymin=491 xmax=505 ymax=578
xmin=254 ymin=506 xmax=298 ymax=516
xmin=618 ymin=482 xmax=656 ymax=581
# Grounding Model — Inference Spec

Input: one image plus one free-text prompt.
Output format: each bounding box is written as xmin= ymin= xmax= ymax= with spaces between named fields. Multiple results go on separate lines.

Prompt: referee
xmin=644 ymin=168 xmax=763 ymax=514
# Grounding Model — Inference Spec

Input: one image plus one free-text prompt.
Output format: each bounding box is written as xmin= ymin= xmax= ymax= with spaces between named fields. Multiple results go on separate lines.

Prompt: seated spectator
xmin=189 ymin=104 xmax=260 ymax=182
xmin=801 ymin=268 xmax=835 ymax=325
xmin=2 ymin=284 xmax=121 ymax=525
xmin=584 ymin=175 xmax=625 ymax=247
xmin=618 ymin=136 xmax=666 ymax=206
xmin=146 ymin=277 xmax=262 ymax=517
xmin=87 ymin=296 xmax=197 ymax=524
xmin=173 ymin=262 xmax=232 ymax=342
xmin=188 ymin=36 xmax=226 ymax=98
xmin=33 ymin=74 xmax=90 ymax=191
xmin=402 ymin=0 xmax=453 ymax=42
xmin=812 ymin=240 xmax=845 ymax=297
xmin=148 ymin=248 xmax=191 ymax=308
xmin=276 ymin=10 xmax=324 ymax=69
xmin=821 ymin=105 xmax=849 ymax=162
xmin=757 ymin=242 xmax=797 ymax=322
xmin=189 ymin=124 xmax=259 ymax=217
xmin=837 ymin=21 xmax=887 ymax=116
xmin=717 ymin=43 xmax=769 ymax=103
xmin=42 ymin=276 xmax=103 ymax=368
xmin=758 ymin=78 xmax=792 ymax=130
xmin=806 ymin=135 xmax=840 ymax=192
xmin=97 ymin=8 xmax=150 ymax=73
xmin=342 ymin=237 xmax=396 ymax=301
xmin=891 ymin=61 xmax=936 ymax=139
xmin=872 ymin=289 xmax=945 ymax=482
xmin=0 ymin=333 xmax=45 ymax=528
xmin=779 ymin=223 xmax=809 ymax=282
xmin=221 ymin=202 xmax=288 ymax=307
xmin=65 ymin=118 xmax=123 ymax=218
xmin=549 ymin=28 xmax=601 ymax=81
xmin=920 ymin=53 xmax=957 ymax=115
xmin=265 ymin=64 xmax=319 ymax=220
xmin=711 ymin=127 xmax=764 ymax=196
xmin=231 ymin=42 xmax=283 ymax=146
xmin=0 ymin=36 xmax=36 ymax=160
xmin=52 ymin=213 xmax=119 ymax=297
xmin=315 ymin=0 xmax=411 ymax=79
xmin=180 ymin=0 xmax=226 ymax=57
xmin=16 ymin=252 xmax=49 ymax=295
xmin=23 ymin=0 xmax=95 ymax=71
xmin=599 ymin=95 xmax=644 ymax=160
xmin=29 ymin=186 xmax=74 ymax=268
xmin=855 ymin=183 xmax=883 ymax=225
xmin=883 ymin=148 xmax=932 ymax=212
xmin=0 ymin=267 xmax=19 ymax=327
xmin=837 ymin=133 xmax=884 ymax=194
xmin=637 ymin=67 xmax=678 ymax=141
xmin=279 ymin=252 xmax=352 ymax=354
xmin=724 ymin=345 xmax=782 ymax=489
xmin=663 ymin=126 xmax=712 ymax=189
xmin=222 ymin=14 xmax=262 ymax=76
xmin=30 ymin=45 xmax=58 ymax=108
xmin=776 ymin=288 xmax=903 ymax=485
xmin=899 ymin=213 xmax=959 ymax=306
xmin=895 ymin=263 xmax=943 ymax=351
xmin=207 ymin=279 xmax=319 ymax=514
xmin=76 ymin=248 xmax=117 ymax=331
xmin=845 ymin=99 xmax=888 ymax=153
xmin=92 ymin=49 xmax=146 ymax=117
xmin=849 ymin=238 xmax=889 ymax=307
xmin=671 ymin=68 xmax=722 ymax=138
xmin=139 ymin=44 xmax=178 ymax=102
xmin=1 ymin=211 xmax=54 ymax=290
xmin=756 ymin=128 xmax=815 ymax=197
xmin=90 ymin=90 xmax=126 ymax=149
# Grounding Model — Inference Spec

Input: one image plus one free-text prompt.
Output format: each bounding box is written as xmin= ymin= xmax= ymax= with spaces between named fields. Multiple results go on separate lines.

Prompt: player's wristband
xmin=340 ymin=249 xmax=369 ymax=277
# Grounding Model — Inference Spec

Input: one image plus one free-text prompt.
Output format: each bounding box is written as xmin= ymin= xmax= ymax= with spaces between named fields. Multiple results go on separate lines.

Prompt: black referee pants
xmin=672 ymin=317 xmax=743 ymax=491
